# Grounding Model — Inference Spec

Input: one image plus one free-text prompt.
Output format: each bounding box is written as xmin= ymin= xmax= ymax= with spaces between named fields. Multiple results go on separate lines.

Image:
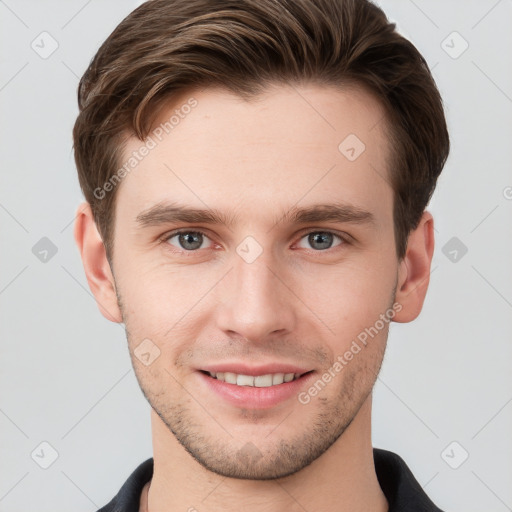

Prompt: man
xmin=72 ymin=0 xmax=449 ymax=510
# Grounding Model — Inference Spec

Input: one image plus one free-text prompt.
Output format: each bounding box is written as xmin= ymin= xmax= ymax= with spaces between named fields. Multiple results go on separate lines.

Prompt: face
xmin=110 ymin=83 xmax=399 ymax=479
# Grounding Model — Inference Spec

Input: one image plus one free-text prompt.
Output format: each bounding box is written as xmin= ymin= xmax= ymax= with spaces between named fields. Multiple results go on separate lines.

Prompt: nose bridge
xmin=215 ymin=242 xmax=296 ymax=340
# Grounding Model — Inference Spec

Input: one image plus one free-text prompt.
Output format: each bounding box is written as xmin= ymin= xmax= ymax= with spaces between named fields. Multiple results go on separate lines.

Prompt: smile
xmin=206 ymin=371 xmax=302 ymax=387
xmin=198 ymin=368 xmax=315 ymax=409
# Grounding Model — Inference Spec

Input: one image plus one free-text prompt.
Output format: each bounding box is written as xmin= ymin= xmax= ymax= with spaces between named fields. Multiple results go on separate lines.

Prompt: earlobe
xmin=73 ymin=202 xmax=123 ymax=323
xmin=393 ymin=211 xmax=435 ymax=323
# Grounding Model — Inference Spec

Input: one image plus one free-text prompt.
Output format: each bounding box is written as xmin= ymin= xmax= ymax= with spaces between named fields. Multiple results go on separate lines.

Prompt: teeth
xmin=254 ymin=374 xmax=273 ymax=387
xmin=224 ymin=372 xmax=237 ymax=384
xmin=237 ymin=374 xmax=254 ymax=386
xmin=209 ymin=371 xmax=300 ymax=387
xmin=272 ymin=373 xmax=284 ymax=385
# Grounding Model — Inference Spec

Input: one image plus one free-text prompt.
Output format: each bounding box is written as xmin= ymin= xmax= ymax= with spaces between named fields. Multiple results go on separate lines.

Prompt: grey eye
xmin=297 ymin=232 xmax=342 ymax=251
xmin=168 ymin=231 xmax=209 ymax=251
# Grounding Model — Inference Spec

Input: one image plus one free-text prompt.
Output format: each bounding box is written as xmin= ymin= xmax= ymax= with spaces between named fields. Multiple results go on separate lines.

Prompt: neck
xmin=145 ymin=396 xmax=387 ymax=512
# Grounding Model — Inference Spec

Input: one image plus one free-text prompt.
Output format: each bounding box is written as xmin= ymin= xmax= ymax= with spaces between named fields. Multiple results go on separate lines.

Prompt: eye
xmin=296 ymin=231 xmax=345 ymax=251
xmin=165 ymin=230 xmax=213 ymax=251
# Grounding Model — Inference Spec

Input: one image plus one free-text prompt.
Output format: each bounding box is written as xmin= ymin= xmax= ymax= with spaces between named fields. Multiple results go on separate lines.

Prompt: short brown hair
xmin=73 ymin=0 xmax=449 ymax=261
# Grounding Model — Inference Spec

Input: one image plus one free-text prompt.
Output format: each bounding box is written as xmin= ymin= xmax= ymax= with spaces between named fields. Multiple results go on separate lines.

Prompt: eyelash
xmin=159 ymin=228 xmax=351 ymax=255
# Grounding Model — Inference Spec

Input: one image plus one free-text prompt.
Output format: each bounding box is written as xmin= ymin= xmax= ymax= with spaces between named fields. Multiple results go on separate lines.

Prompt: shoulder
xmin=96 ymin=458 xmax=154 ymax=512
xmin=373 ymin=448 xmax=445 ymax=512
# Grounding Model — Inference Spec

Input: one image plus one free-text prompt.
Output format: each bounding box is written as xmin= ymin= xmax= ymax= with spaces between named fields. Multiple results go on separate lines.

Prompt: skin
xmin=74 ymin=83 xmax=434 ymax=512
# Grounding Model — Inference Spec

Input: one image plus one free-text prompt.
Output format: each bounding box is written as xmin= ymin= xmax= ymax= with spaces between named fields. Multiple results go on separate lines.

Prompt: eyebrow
xmin=280 ymin=203 xmax=374 ymax=226
xmin=135 ymin=201 xmax=375 ymax=229
xmin=136 ymin=202 xmax=237 ymax=228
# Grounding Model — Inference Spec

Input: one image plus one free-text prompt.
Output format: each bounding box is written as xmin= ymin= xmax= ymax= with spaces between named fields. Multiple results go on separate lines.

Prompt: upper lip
xmin=199 ymin=363 xmax=312 ymax=376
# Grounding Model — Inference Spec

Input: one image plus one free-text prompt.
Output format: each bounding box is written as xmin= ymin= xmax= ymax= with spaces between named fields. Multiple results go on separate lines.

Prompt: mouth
xmin=197 ymin=366 xmax=315 ymax=409
xmin=200 ymin=370 xmax=311 ymax=387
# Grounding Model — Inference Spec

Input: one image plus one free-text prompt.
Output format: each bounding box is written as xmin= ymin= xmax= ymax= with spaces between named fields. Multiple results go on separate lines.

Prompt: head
xmin=73 ymin=0 xmax=449 ymax=479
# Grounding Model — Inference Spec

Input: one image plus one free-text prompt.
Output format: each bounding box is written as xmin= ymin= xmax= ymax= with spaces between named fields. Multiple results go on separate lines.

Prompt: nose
xmin=214 ymin=249 xmax=297 ymax=343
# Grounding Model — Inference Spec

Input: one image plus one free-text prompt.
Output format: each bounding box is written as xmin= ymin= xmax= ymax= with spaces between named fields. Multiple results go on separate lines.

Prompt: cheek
xmin=309 ymin=261 xmax=397 ymax=339
xmin=117 ymin=261 xmax=212 ymax=345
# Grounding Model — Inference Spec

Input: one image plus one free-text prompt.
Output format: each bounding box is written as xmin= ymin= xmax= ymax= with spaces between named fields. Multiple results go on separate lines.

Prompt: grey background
xmin=1 ymin=0 xmax=511 ymax=510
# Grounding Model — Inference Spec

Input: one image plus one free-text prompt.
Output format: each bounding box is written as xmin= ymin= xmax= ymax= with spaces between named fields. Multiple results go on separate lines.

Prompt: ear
xmin=393 ymin=211 xmax=435 ymax=323
xmin=73 ymin=202 xmax=123 ymax=323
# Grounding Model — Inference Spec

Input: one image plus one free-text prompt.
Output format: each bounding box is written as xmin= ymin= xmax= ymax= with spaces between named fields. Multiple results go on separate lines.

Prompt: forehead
xmin=115 ymin=83 xmax=393 ymax=227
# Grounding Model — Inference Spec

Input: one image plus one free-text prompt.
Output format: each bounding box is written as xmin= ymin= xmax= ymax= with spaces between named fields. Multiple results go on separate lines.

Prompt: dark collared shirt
xmin=97 ymin=448 xmax=445 ymax=511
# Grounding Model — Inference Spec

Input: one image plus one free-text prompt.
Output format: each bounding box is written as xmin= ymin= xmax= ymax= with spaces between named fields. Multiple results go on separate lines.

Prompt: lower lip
xmin=197 ymin=371 xmax=315 ymax=409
